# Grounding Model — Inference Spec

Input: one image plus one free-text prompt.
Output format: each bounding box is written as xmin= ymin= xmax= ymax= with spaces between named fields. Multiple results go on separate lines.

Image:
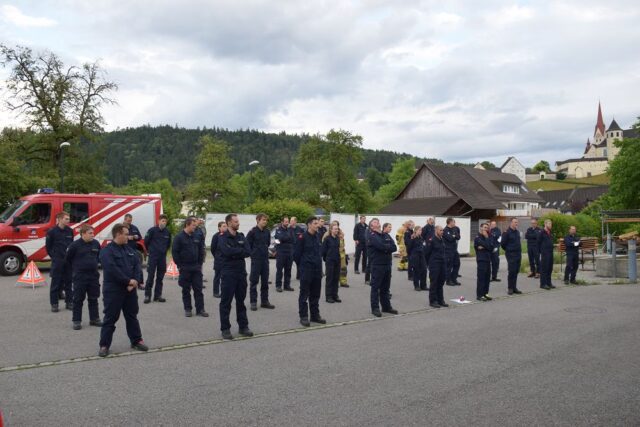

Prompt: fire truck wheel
xmin=0 ymin=251 xmax=24 ymax=276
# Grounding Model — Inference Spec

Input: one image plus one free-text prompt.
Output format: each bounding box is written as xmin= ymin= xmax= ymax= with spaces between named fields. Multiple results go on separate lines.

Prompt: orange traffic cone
xmin=16 ymin=261 xmax=48 ymax=289
xmin=166 ymin=259 xmax=179 ymax=280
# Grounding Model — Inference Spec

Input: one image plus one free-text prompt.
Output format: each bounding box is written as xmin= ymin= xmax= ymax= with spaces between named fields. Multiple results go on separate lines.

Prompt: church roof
xmin=623 ymin=128 xmax=639 ymax=139
xmin=607 ymin=119 xmax=622 ymax=132
xmin=594 ymin=102 xmax=605 ymax=136
xmin=556 ymin=156 xmax=608 ymax=166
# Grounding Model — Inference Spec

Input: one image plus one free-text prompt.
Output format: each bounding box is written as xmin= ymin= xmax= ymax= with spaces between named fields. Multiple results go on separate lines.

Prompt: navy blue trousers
xmin=370 ymin=264 xmax=392 ymax=311
xmin=476 ymin=261 xmax=491 ymax=298
xmin=249 ymin=257 xmax=270 ymax=303
xmin=99 ymin=288 xmax=142 ymax=348
xmin=219 ymin=271 xmax=248 ymax=331
xmin=275 ymin=253 xmax=293 ymax=289
xmin=50 ymin=258 xmax=72 ymax=305
xmin=540 ymin=250 xmax=554 ymax=287
xmin=145 ymin=255 xmax=166 ymax=298
xmin=179 ymin=269 xmax=204 ymax=313
xmin=564 ymin=252 xmax=579 ymax=282
xmin=299 ymin=267 xmax=322 ymax=319
xmin=490 ymin=250 xmax=500 ymax=280
xmin=527 ymin=246 xmax=540 ymax=275
xmin=429 ymin=261 xmax=445 ymax=304
xmin=72 ymin=274 xmax=100 ymax=322
xmin=506 ymin=252 xmax=521 ymax=290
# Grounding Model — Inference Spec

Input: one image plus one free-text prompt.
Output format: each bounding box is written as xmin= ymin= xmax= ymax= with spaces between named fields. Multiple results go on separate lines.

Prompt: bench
xmin=557 ymin=237 xmax=599 ymax=271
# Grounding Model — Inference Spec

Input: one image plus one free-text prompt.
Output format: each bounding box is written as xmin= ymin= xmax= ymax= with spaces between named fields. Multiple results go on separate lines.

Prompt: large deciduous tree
xmin=607 ymin=117 xmax=640 ymax=209
xmin=374 ymin=158 xmax=416 ymax=205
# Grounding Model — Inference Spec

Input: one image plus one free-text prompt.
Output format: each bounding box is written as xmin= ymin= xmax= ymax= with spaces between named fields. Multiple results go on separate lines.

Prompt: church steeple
xmin=594 ymin=101 xmax=605 ymax=137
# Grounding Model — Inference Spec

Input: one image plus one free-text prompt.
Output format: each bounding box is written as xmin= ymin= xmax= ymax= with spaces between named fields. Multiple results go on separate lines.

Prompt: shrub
xmin=245 ymin=199 xmax=315 ymax=228
xmin=538 ymin=212 xmax=600 ymax=241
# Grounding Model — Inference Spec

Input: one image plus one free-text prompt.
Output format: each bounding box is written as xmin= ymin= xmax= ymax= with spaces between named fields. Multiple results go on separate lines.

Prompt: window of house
xmin=502 ymin=184 xmax=520 ymax=194
xmin=63 ymin=202 xmax=89 ymax=223
xmin=13 ymin=203 xmax=51 ymax=225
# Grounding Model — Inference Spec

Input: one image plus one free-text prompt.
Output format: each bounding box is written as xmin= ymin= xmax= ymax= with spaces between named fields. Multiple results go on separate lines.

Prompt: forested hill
xmin=97 ymin=125 xmax=433 ymax=187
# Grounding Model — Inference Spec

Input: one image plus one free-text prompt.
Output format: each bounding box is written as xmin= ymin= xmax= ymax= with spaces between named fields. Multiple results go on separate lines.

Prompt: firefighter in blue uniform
xmin=143 ymin=214 xmax=171 ymax=304
xmin=404 ymin=220 xmax=415 ymax=281
xmin=525 ymin=218 xmax=542 ymax=278
xmin=294 ymin=216 xmax=326 ymax=327
xmin=425 ymin=225 xmax=449 ymax=308
xmin=474 ymin=223 xmax=494 ymax=301
xmin=274 ymin=217 xmax=295 ymax=292
xmin=65 ymin=223 xmax=102 ymax=330
xmin=45 ymin=211 xmax=74 ymax=312
xmin=210 ymin=221 xmax=227 ymax=298
xmin=489 ymin=220 xmax=502 ymax=282
xmin=322 ymin=223 xmax=341 ymax=303
xmin=290 ymin=216 xmax=304 ymax=280
xmin=123 ymin=213 xmax=143 ymax=284
xmin=408 ymin=226 xmax=427 ymax=291
xmin=98 ymin=223 xmax=147 ymax=357
xmin=501 ymin=218 xmax=522 ymax=295
xmin=317 ymin=218 xmax=328 ymax=276
xmin=564 ymin=226 xmax=582 ymax=284
xmin=368 ymin=219 xmax=399 ymax=317
xmin=443 ymin=218 xmax=461 ymax=286
xmin=353 ymin=215 xmax=368 ymax=274
xmin=421 ymin=217 xmax=435 ymax=286
xmin=538 ymin=219 xmax=556 ymax=290
xmin=218 ymin=213 xmax=253 ymax=340
xmin=172 ymin=217 xmax=208 ymax=317
xmin=247 ymin=213 xmax=275 ymax=311
xmin=193 ymin=218 xmax=207 ymax=287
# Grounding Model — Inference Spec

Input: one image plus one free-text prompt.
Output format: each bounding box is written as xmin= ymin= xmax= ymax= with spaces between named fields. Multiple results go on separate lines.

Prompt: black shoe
xmin=203 ymin=278 xmax=208 ymax=282
xmin=438 ymin=302 xmax=449 ymax=307
xmin=326 ymin=298 xmax=335 ymax=303
xmin=51 ymin=305 xmax=59 ymax=313
xmin=491 ymin=278 xmax=501 ymax=282
xmin=276 ymin=287 xmax=283 ymax=293
xmin=300 ymin=317 xmax=311 ymax=327
xmin=549 ymin=284 xmax=557 ymax=289
xmin=355 ymin=270 xmax=360 ymax=274
xmin=221 ymin=329 xmax=233 ymax=340
xmin=65 ymin=303 xmax=73 ymax=310
xmin=445 ymin=281 xmax=456 ymax=286
xmin=72 ymin=321 xmax=82 ymax=330
xmin=131 ymin=340 xmax=149 ymax=352
xmin=98 ymin=346 xmax=109 ymax=357
xmin=90 ymin=318 xmax=103 ymax=326
xmin=527 ymin=273 xmax=535 ymax=278
xmin=477 ymin=297 xmax=488 ymax=302
xmin=340 ymin=284 xmax=350 ymax=288
xmin=202 ymin=285 xmax=206 ymax=289
xmin=333 ymin=297 xmax=342 ymax=303
xmin=143 ymin=296 xmax=151 ymax=304
xmin=261 ymin=302 xmax=275 ymax=309
xmin=570 ymin=280 xmax=577 ymax=285
xmin=196 ymin=311 xmax=209 ymax=317
xmin=311 ymin=317 xmax=327 ymax=324
xmin=185 ymin=310 xmax=193 ymax=317
xmin=213 ymin=292 xmax=221 ymax=298
xmin=483 ymin=295 xmax=493 ymax=301
xmin=429 ymin=303 xmax=441 ymax=308
xmin=541 ymin=285 xmax=551 ymax=290
xmin=250 ymin=303 xmax=258 ymax=311
xmin=458 ymin=274 xmax=462 ymax=278
xmin=382 ymin=308 xmax=398 ymax=315
xmin=513 ymin=289 xmax=522 ymax=294
xmin=239 ymin=328 xmax=254 ymax=337
xmin=284 ymin=287 xmax=295 ymax=292
xmin=420 ymin=286 xmax=428 ymax=291
xmin=564 ymin=280 xmax=569 ymax=285
xmin=455 ymin=281 xmax=462 ymax=286
xmin=414 ymin=286 xmax=421 ymax=291
xmin=154 ymin=297 xmax=166 ymax=303
xmin=508 ymin=289 xmax=514 ymax=295
xmin=372 ymin=309 xmax=382 ymax=317
xmin=365 ymin=280 xmax=370 ymax=286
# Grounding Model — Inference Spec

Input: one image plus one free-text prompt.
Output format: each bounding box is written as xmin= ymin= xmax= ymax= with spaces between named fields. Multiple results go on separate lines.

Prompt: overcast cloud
xmin=1 ymin=0 xmax=639 ymax=167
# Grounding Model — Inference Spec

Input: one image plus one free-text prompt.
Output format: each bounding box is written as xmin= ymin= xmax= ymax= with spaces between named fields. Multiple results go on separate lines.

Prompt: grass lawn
xmin=529 ymin=174 xmax=609 ymax=192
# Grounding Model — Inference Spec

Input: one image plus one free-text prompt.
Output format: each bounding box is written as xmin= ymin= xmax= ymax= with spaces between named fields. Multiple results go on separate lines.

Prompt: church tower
xmin=593 ymin=102 xmax=606 ymax=144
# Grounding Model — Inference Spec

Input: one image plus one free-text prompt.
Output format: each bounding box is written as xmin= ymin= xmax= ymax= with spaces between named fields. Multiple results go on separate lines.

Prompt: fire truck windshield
xmin=0 ymin=201 xmax=26 ymax=223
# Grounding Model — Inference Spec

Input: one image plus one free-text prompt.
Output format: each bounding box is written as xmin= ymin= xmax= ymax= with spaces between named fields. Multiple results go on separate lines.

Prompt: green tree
xmin=608 ymin=117 xmax=640 ymax=209
xmin=480 ymin=161 xmax=496 ymax=169
xmin=245 ymin=199 xmax=314 ymax=227
xmin=532 ymin=160 xmax=551 ymax=173
xmin=375 ymin=158 xmax=416 ymax=205
xmin=365 ymin=167 xmax=387 ymax=194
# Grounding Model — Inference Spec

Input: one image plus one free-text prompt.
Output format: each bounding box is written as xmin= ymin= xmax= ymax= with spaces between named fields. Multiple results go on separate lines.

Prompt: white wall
xmin=329 ymin=213 xmax=358 ymax=254
xmin=205 ymin=213 xmax=257 ymax=246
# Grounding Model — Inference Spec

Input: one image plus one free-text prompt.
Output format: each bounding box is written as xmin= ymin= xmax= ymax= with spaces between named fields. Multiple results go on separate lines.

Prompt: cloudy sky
xmin=1 ymin=0 xmax=639 ymax=168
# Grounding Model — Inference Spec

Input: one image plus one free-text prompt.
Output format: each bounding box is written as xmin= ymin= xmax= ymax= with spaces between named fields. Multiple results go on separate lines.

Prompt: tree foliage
xmin=532 ymin=160 xmax=551 ymax=173
xmin=374 ymin=158 xmax=416 ymax=205
xmin=245 ymin=199 xmax=315 ymax=228
xmin=608 ymin=118 xmax=640 ymax=209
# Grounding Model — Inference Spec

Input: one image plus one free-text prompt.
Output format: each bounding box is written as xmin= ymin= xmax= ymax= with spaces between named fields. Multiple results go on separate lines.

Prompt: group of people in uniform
xmin=44 ymin=208 xmax=583 ymax=357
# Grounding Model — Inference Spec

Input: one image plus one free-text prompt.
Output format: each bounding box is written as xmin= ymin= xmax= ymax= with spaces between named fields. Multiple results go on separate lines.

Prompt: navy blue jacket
xmin=294 ymin=231 xmax=322 ymax=271
xmin=275 ymin=225 xmax=294 ymax=255
xmin=407 ymin=236 xmax=425 ymax=259
xmin=474 ymin=234 xmax=494 ymax=263
xmin=404 ymin=228 xmax=414 ymax=255
xmin=126 ymin=223 xmax=142 ymax=251
xmin=100 ymin=241 xmax=142 ymax=291
xmin=65 ymin=238 xmax=101 ymax=278
xmin=353 ymin=222 xmax=368 ymax=243
xmin=210 ymin=231 xmax=224 ymax=258
xmin=421 ymin=224 xmax=435 ymax=241
xmin=321 ymin=234 xmax=340 ymax=263
xmin=368 ymin=231 xmax=397 ymax=266
xmin=525 ymin=226 xmax=542 ymax=249
xmin=318 ymin=226 xmax=327 ymax=240
xmin=45 ymin=225 xmax=74 ymax=260
xmin=247 ymin=226 xmax=271 ymax=259
xmin=501 ymin=227 xmax=522 ymax=254
xmin=538 ymin=229 xmax=555 ymax=254
xmin=489 ymin=227 xmax=501 ymax=251
xmin=425 ymin=235 xmax=446 ymax=264
xmin=144 ymin=226 xmax=171 ymax=258
xmin=219 ymin=230 xmax=250 ymax=273
xmin=564 ymin=234 xmax=582 ymax=254
xmin=443 ymin=226 xmax=460 ymax=254
xmin=171 ymin=230 xmax=205 ymax=271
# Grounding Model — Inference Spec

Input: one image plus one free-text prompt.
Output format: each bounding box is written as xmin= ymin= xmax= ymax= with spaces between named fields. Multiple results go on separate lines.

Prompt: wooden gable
xmin=398 ymin=165 xmax=455 ymax=200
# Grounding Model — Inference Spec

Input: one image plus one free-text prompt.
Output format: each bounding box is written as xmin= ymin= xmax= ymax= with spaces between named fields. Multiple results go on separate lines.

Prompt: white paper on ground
xmin=450 ymin=298 xmax=473 ymax=304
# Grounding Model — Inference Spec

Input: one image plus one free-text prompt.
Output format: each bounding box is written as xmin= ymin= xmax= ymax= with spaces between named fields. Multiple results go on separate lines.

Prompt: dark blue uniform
xmin=247 ymin=225 xmax=271 ymax=305
xmin=408 ymin=236 xmax=427 ymax=290
xmin=489 ymin=227 xmax=502 ymax=280
xmin=144 ymin=225 xmax=171 ymax=300
xmin=218 ymin=230 xmax=251 ymax=332
xmin=275 ymin=225 xmax=294 ymax=290
xmin=474 ymin=233 xmax=494 ymax=299
xmin=172 ymin=230 xmax=206 ymax=314
xmin=210 ymin=231 xmax=224 ymax=296
xmin=564 ymin=234 xmax=582 ymax=283
xmin=368 ymin=230 xmax=397 ymax=312
xmin=322 ymin=233 xmax=340 ymax=301
xmin=45 ymin=225 xmax=74 ymax=306
xmin=318 ymin=225 xmax=327 ymax=275
xmin=538 ymin=229 xmax=554 ymax=288
xmin=353 ymin=222 xmax=368 ymax=273
xmin=294 ymin=230 xmax=323 ymax=320
xmin=525 ymin=226 xmax=542 ymax=276
xmin=126 ymin=223 xmax=143 ymax=283
xmin=443 ymin=225 xmax=461 ymax=284
xmin=501 ymin=227 xmax=522 ymax=292
xmin=292 ymin=225 xmax=304 ymax=279
xmin=426 ymin=234 xmax=447 ymax=305
xmin=421 ymin=223 xmax=435 ymax=274
xmin=404 ymin=228 xmax=414 ymax=280
xmin=99 ymin=241 xmax=143 ymax=349
xmin=66 ymin=238 xmax=101 ymax=322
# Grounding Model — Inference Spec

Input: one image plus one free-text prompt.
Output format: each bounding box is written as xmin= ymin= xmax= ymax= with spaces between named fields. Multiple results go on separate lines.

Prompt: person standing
xmin=46 ymin=211 xmax=73 ymax=312
xmin=443 ymin=218 xmax=461 ymax=286
xmin=98 ymin=223 xmax=147 ymax=357
xmin=322 ymin=223 xmax=341 ymax=304
xmin=210 ymin=221 xmax=227 ymax=298
xmin=143 ymin=214 xmax=171 ymax=304
xmin=425 ymin=226 xmax=449 ymax=308
xmin=274 ymin=217 xmax=295 ymax=292
xmin=353 ymin=215 xmax=368 ymax=274
xmin=564 ymin=226 xmax=582 ymax=284
xmin=218 ymin=213 xmax=253 ymax=340
xmin=474 ymin=223 xmax=494 ymax=301
xmin=368 ymin=219 xmax=398 ymax=317
xmin=538 ymin=219 xmax=556 ymax=290
xmin=194 ymin=218 xmax=208 ymax=285
xmin=421 ymin=217 xmax=435 ymax=287
xmin=501 ymin=218 xmax=522 ymax=295
xmin=408 ymin=226 xmax=427 ymax=291
xmin=65 ymin=223 xmax=102 ymax=330
xmin=336 ymin=221 xmax=349 ymax=288
xmin=489 ymin=220 xmax=502 ymax=282
xmin=525 ymin=219 xmax=542 ymax=278
xmin=290 ymin=216 xmax=304 ymax=280
xmin=172 ymin=218 xmax=208 ymax=318
xmin=247 ymin=213 xmax=275 ymax=311
xmin=396 ymin=222 xmax=408 ymax=272
xmin=404 ymin=220 xmax=415 ymax=281
xmin=123 ymin=214 xmax=143 ymax=285
xmin=294 ymin=216 xmax=326 ymax=327
xmin=317 ymin=218 xmax=327 ymax=277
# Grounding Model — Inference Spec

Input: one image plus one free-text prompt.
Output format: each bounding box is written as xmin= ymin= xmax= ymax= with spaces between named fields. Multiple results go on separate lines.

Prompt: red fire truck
xmin=0 ymin=190 xmax=162 ymax=275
